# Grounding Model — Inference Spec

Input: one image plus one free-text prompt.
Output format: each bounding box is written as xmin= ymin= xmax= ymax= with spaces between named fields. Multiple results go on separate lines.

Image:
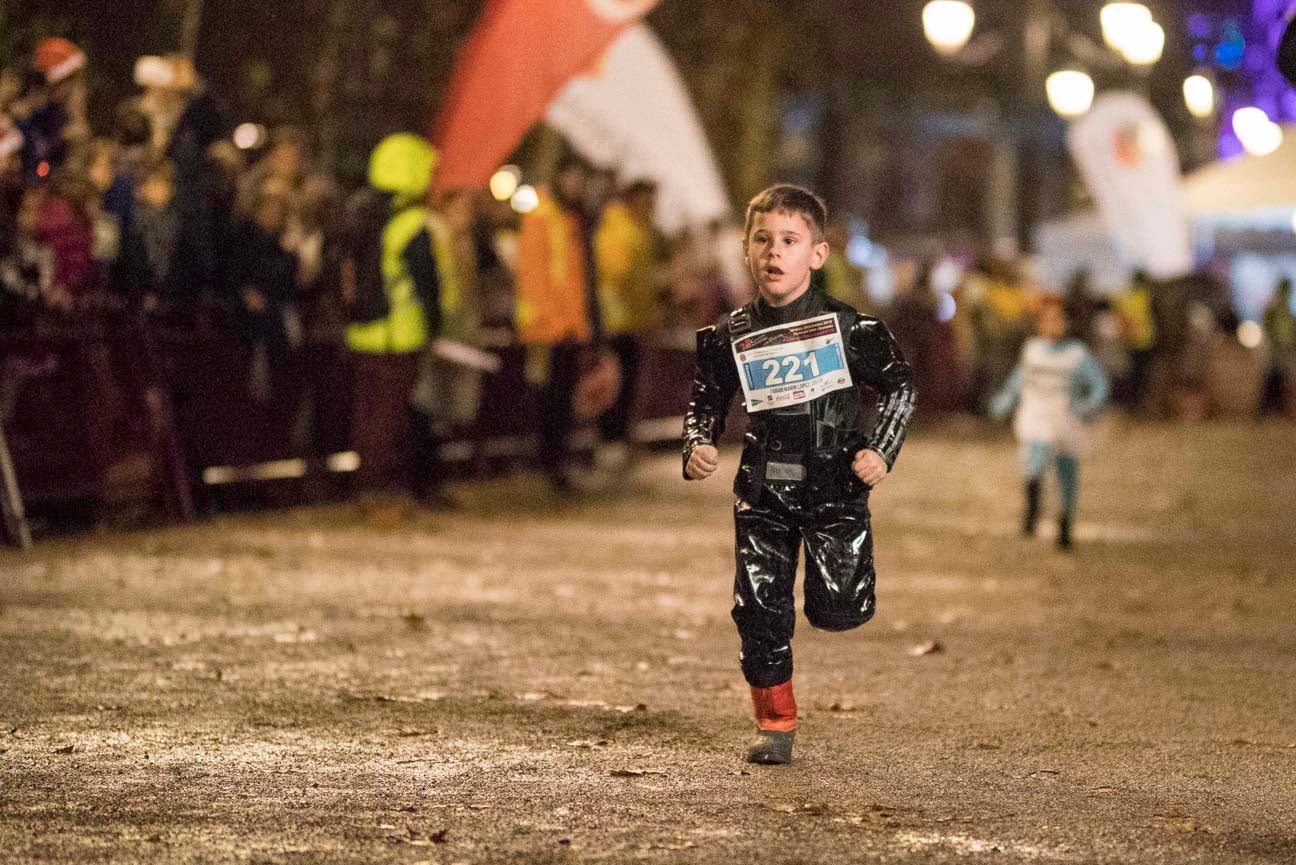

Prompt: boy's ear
xmin=810 ymin=239 xmax=830 ymax=269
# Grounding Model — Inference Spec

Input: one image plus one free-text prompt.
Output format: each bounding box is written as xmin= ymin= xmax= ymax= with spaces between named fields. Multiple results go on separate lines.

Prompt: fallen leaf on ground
xmin=342 ymin=692 xmax=423 ymax=704
xmin=909 ymin=640 xmax=943 ymax=656
xmin=566 ymin=739 xmax=609 ymax=749
xmin=763 ymin=802 xmax=830 ymax=816
xmin=610 ymin=767 xmax=667 ymax=777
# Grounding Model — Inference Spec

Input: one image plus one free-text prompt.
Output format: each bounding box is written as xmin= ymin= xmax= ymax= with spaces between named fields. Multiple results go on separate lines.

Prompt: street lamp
xmin=489 ymin=165 xmax=521 ymax=201
xmin=1182 ymin=75 xmax=1214 ymax=119
xmin=1120 ymin=19 xmax=1164 ymax=66
xmin=1046 ymin=70 xmax=1095 ymax=118
xmin=1100 ymin=3 xmax=1151 ymax=55
xmin=922 ymin=1 xmax=976 ymax=56
xmin=1232 ymin=107 xmax=1283 ymax=157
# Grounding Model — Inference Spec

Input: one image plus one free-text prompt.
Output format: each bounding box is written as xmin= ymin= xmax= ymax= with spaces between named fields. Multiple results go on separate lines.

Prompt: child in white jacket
xmin=991 ymin=295 xmax=1108 ymax=551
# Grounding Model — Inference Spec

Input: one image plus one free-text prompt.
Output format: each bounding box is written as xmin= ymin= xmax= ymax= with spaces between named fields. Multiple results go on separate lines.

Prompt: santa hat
xmin=0 ymin=117 xmax=24 ymax=160
xmin=34 ymin=37 xmax=86 ymax=86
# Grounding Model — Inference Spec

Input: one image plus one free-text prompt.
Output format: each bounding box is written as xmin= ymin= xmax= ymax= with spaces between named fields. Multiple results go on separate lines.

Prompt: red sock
xmin=750 ymin=680 xmax=797 ymax=732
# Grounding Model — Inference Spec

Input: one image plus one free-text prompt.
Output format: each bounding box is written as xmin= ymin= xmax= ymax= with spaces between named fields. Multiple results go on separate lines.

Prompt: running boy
xmin=682 ymin=185 xmax=915 ymax=765
xmin=990 ymin=294 xmax=1108 ymax=551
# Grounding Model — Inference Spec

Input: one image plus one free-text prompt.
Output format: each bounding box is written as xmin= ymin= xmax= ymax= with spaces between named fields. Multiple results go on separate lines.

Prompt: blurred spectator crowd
xmin=1 ymin=38 xmax=1292 ymax=515
xmin=874 ymin=253 xmax=1296 ymax=422
xmin=0 ymin=40 xmax=757 ymax=506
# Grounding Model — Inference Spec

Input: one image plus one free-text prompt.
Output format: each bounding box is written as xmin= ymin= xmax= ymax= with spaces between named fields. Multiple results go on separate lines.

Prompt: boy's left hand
xmin=852 ymin=449 xmax=889 ymax=486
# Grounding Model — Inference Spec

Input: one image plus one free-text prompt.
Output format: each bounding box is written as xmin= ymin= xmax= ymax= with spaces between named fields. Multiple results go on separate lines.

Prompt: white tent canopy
xmin=1183 ymin=124 xmax=1296 ymax=220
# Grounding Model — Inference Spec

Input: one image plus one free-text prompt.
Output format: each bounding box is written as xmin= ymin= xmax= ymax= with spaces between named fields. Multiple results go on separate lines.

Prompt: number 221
xmin=762 ymin=353 xmax=820 ymax=386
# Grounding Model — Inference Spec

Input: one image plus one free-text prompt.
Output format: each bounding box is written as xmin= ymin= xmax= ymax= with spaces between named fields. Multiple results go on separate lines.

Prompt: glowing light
xmin=846 ymin=235 xmax=877 ymax=269
xmin=233 ymin=123 xmax=266 ymax=150
xmin=489 ymin=165 xmax=521 ymax=202
xmin=1101 ymin=3 xmax=1151 ymax=54
xmin=1121 ymin=20 xmax=1164 ymax=66
xmin=922 ymin=1 xmax=976 ymax=56
xmin=1183 ymin=75 xmax=1214 ymax=119
xmin=1215 ymin=22 xmax=1245 ymax=71
xmin=1236 ymin=320 xmax=1263 ymax=349
xmin=1232 ymin=108 xmax=1283 ymax=157
xmin=510 ymin=184 xmax=539 ymax=214
xmin=931 ymin=258 xmax=963 ymax=295
xmin=1046 ymin=70 xmax=1095 ymax=118
xmin=936 ymin=292 xmax=957 ymax=323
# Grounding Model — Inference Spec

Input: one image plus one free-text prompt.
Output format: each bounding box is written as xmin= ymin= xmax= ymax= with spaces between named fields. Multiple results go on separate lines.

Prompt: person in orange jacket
xmin=514 ymin=156 xmax=601 ymax=492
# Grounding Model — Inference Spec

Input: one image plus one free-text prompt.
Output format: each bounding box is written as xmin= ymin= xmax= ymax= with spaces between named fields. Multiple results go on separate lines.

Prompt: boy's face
xmin=745 ymin=209 xmax=828 ymax=307
xmin=1037 ymin=304 xmax=1067 ymax=340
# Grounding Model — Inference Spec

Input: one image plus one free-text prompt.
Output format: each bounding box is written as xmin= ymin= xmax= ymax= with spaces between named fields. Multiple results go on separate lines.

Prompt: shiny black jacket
xmin=683 ymin=289 xmax=915 ymax=506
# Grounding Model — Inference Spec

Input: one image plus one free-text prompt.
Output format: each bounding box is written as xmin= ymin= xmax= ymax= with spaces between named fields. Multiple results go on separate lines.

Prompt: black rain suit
xmin=683 ymin=288 xmax=916 ymax=688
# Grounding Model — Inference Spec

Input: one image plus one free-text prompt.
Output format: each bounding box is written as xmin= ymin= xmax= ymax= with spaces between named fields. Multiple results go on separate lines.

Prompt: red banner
xmin=432 ymin=0 xmax=659 ymax=192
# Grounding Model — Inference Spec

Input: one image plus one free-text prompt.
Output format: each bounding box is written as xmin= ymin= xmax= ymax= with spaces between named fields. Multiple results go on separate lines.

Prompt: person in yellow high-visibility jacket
xmin=1113 ymin=270 xmax=1157 ymax=412
xmin=514 ymin=157 xmax=600 ymax=493
xmin=341 ymin=133 xmax=441 ymax=497
xmin=594 ymin=179 xmax=658 ymax=463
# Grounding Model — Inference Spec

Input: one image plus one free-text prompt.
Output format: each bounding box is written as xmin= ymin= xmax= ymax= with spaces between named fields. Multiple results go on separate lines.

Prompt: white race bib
xmin=731 ymin=313 xmax=853 ymax=413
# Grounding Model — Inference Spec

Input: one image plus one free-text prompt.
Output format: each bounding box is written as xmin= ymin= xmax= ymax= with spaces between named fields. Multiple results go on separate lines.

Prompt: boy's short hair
xmin=744 ymin=184 xmax=827 ymax=244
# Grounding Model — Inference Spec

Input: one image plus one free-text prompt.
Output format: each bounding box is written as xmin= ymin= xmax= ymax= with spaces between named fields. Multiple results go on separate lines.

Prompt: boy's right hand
xmin=685 ymin=444 xmax=719 ymax=480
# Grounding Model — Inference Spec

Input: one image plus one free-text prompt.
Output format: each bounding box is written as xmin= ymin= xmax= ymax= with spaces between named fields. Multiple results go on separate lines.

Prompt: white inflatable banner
xmin=1067 ymin=92 xmax=1193 ymax=280
xmin=546 ymin=25 xmax=731 ymax=235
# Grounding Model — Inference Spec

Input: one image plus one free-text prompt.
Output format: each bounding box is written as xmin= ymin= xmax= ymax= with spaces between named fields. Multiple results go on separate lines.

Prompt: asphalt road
xmin=3 ymin=418 xmax=1295 ymax=864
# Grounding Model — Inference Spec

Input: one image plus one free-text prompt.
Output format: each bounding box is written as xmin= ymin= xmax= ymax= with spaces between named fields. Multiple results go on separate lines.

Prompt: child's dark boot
xmin=1023 ymin=479 xmax=1041 ymax=536
xmin=1057 ymin=514 xmax=1073 ymax=551
xmin=746 ymin=729 xmax=795 ymax=765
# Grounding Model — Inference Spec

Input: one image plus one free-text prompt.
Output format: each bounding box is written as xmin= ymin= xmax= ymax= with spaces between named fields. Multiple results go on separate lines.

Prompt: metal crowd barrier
xmin=1 ymin=310 xmax=696 ymax=549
